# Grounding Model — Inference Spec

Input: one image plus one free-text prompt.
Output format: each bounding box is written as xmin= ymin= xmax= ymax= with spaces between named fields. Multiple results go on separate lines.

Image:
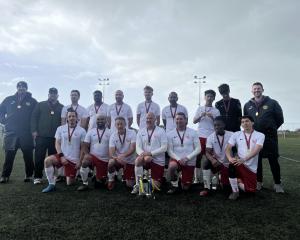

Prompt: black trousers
xmin=1 ymin=140 xmax=34 ymax=178
xmin=34 ymin=137 xmax=56 ymax=178
xmin=257 ymin=153 xmax=281 ymax=184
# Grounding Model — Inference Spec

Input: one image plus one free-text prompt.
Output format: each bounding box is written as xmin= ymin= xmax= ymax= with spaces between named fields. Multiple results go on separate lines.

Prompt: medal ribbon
xmin=216 ymin=134 xmax=225 ymax=151
xmin=145 ymin=101 xmax=152 ymax=114
xmin=176 ymin=128 xmax=186 ymax=146
xmin=68 ymin=125 xmax=77 ymax=143
xmin=115 ymin=104 xmax=123 ymax=116
xmin=170 ymin=105 xmax=177 ymax=120
xmin=72 ymin=104 xmax=79 ymax=113
xmin=222 ymin=99 xmax=231 ymax=117
xmin=94 ymin=103 xmax=102 ymax=114
xmin=147 ymin=126 xmax=156 ymax=145
xmin=97 ymin=127 xmax=106 ymax=144
xmin=118 ymin=128 xmax=126 ymax=145
xmin=243 ymin=131 xmax=253 ymax=150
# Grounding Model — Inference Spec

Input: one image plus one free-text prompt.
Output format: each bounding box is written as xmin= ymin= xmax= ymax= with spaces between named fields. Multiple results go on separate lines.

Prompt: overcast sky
xmin=0 ymin=0 xmax=299 ymax=129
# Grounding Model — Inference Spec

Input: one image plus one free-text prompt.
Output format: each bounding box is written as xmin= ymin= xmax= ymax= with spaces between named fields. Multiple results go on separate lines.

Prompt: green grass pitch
xmin=0 ymin=136 xmax=299 ymax=240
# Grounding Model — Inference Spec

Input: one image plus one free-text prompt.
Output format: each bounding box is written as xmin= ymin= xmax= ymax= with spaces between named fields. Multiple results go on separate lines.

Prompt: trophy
xmin=138 ymin=170 xmax=155 ymax=199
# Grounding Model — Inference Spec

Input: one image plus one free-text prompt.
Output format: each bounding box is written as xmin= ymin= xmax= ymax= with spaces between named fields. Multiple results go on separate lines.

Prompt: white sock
xmin=45 ymin=166 xmax=55 ymax=185
xmin=57 ymin=166 xmax=65 ymax=176
xmin=107 ymin=171 xmax=115 ymax=182
xmin=229 ymin=178 xmax=239 ymax=193
xmin=80 ymin=167 xmax=89 ymax=185
xmin=171 ymin=180 xmax=178 ymax=187
xmin=203 ymin=169 xmax=211 ymax=189
xmin=135 ymin=166 xmax=143 ymax=185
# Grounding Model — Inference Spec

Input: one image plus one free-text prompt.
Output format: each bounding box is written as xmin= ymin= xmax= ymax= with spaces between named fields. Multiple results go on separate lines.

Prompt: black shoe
xmin=167 ymin=186 xmax=178 ymax=195
xmin=24 ymin=177 xmax=32 ymax=182
xmin=56 ymin=176 xmax=66 ymax=183
xmin=0 ymin=177 xmax=9 ymax=183
xmin=77 ymin=184 xmax=89 ymax=191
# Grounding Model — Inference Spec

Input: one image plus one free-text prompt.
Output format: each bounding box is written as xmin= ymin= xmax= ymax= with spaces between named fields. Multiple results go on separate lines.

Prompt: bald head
xmin=96 ymin=113 xmax=107 ymax=129
xmin=115 ymin=90 xmax=124 ymax=103
xmin=146 ymin=112 xmax=156 ymax=129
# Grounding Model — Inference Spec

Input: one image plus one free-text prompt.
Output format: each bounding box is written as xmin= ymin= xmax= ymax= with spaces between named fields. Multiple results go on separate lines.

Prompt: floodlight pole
xmin=98 ymin=78 xmax=110 ymax=102
xmin=194 ymin=75 xmax=206 ymax=106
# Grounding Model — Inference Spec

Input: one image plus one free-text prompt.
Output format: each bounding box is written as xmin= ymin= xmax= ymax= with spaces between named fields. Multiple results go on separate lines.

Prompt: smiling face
xmin=146 ymin=112 xmax=156 ymax=129
xmin=241 ymin=118 xmax=254 ymax=131
xmin=115 ymin=90 xmax=124 ymax=103
xmin=96 ymin=114 xmax=106 ymax=128
xmin=175 ymin=113 xmax=187 ymax=130
xmin=214 ymin=119 xmax=225 ymax=135
xmin=252 ymin=84 xmax=264 ymax=99
xmin=168 ymin=92 xmax=178 ymax=105
xmin=70 ymin=91 xmax=80 ymax=103
xmin=67 ymin=111 xmax=77 ymax=127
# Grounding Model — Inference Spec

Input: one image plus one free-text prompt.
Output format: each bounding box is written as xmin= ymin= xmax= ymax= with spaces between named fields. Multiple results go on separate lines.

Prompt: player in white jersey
xmin=131 ymin=112 xmax=168 ymax=194
xmin=162 ymin=92 xmax=188 ymax=133
xmin=42 ymin=110 xmax=86 ymax=193
xmin=226 ymin=115 xmax=265 ymax=200
xmin=199 ymin=116 xmax=233 ymax=196
xmin=61 ymin=90 xmax=89 ymax=128
xmin=167 ymin=112 xmax=201 ymax=194
xmin=108 ymin=90 xmax=133 ymax=131
xmin=77 ymin=114 xmax=111 ymax=191
xmin=136 ymin=86 xmax=160 ymax=129
xmin=86 ymin=90 xmax=109 ymax=130
xmin=193 ymin=90 xmax=220 ymax=184
xmin=107 ymin=117 xmax=136 ymax=190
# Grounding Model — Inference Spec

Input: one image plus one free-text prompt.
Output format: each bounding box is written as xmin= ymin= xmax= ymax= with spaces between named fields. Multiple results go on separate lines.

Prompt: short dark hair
xmin=218 ymin=84 xmax=230 ymax=94
xmin=176 ymin=112 xmax=187 ymax=119
xmin=241 ymin=115 xmax=254 ymax=122
xmin=71 ymin=90 xmax=80 ymax=96
xmin=144 ymin=85 xmax=153 ymax=92
xmin=67 ymin=108 xmax=78 ymax=117
xmin=252 ymin=82 xmax=264 ymax=89
xmin=204 ymin=89 xmax=216 ymax=97
xmin=115 ymin=116 xmax=126 ymax=122
xmin=214 ymin=116 xmax=225 ymax=124
xmin=93 ymin=90 xmax=102 ymax=95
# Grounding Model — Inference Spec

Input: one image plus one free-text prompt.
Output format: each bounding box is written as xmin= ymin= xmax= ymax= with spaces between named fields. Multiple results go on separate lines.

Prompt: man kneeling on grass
xmin=107 ymin=117 xmax=136 ymax=190
xmin=42 ymin=110 xmax=86 ymax=193
xmin=225 ymin=115 xmax=265 ymax=200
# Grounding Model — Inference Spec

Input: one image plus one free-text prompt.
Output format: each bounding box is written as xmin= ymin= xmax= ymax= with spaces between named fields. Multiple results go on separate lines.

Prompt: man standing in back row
xmin=244 ymin=82 xmax=284 ymax=193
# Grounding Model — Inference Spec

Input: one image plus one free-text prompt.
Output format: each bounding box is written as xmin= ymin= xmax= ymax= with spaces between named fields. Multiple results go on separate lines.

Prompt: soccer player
xmin=226 ymin=115 xmax=265 ymax=200
xmin=107 ymin=90 xmax=133 ymax=131
xmin=199 ymin=116 xmax=233 ymax=196
xmin=61 ymin=90 xmax=88 ymax=128
xmin=215 ymin=84 xmax=242 ymax=132
xmin=244 ymin=82 xmax=284 ymax=193
xmin=131 ymin=112 xmax=168 ymax=194
xmin=77 ymin=114 xmax=111 ymax=191
xmin=107 ymin=117 xmax=136 ymax=190
xmin=42 ymin=110 xmax=86 ymax=193
xmin=162 ymin=92 xmax=188 ymax=133
xmin=0 ymin=81 xmax=37 ymax=183
xmin=193 ymin=90 xmax=220 ymax=183
xmin=167 ymin=112 xmax=201 ymax=194
xmin=31 ymin=87 xmax=63 ymax=184
xmin=136 ymin=86 xmax=160 ymax=129
xmin=86 ymin=90 xmax=109 ymax=130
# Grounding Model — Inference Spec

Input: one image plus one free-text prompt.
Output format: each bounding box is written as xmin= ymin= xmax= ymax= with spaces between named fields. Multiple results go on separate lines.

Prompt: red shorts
xmin=199 ymin=137 xmax=207 ymax=155
xmin=236 ymin=164 xmax=257 ymax=192
xmin=115 ymin=162 xmax=135 ymax=181
xmin=212 ymin=164 xmax=230 ymax=185
xmin=90 ymin=154 xmax=108 ymax=180
xmin=55 ymin=154 xmax=77 ymax=178
xmin=170 ymin=159 xmax=195 ymax=185
xmin=145 ymin=162 xmax=164 ymax=182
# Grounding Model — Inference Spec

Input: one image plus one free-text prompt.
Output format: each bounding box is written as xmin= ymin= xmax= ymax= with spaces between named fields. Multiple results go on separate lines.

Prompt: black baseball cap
xmin=17 ymin=81 xmax=28 ymax=89
xmin=49 ymin=87 xmax=58 ymax=94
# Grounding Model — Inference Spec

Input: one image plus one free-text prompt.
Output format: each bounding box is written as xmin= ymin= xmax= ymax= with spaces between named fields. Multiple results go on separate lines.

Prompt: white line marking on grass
xmin=280 ymin=156 xmax=300 ymax=163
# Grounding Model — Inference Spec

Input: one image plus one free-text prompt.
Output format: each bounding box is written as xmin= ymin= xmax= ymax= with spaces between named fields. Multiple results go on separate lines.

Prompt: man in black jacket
xmin=31 ymin=88 xmax=63 ymax=184
xmin=0 ymin=81 xmax=37 ymax=183
xmin=244 ymin=82 xmax=284 ymax=193
xmin=215 ymin=84 xmax=242 ymax=132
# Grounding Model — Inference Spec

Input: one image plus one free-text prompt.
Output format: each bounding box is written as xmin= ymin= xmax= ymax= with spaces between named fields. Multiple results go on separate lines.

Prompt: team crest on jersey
xmin=263 ymin=105 xmax=268 ymax=110
xmin=248 ymin=106 xmax=253 ymax=110
xmin=11 ymin=100 xmax=16 ymax=105
xmin=26 ymin=102 xmax=31 ymax=106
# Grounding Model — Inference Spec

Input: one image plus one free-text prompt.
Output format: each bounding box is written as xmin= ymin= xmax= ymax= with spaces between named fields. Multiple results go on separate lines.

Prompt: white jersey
xmin=206 ymin=131 xmax=233 ymax=167
xmin=136 ymin=101 xmax=160 ymax=129
xmin=84 ymin=127 xmax=111 ymax=162
xmin=61 ymin=104 xmax=89 ymax=126
xmin=109 ymin=129 xmax=136 ymax=164
xmin=55 ymin=124 xmax=86 ymax=164
xmin=228 ymin=130 xmax=265 ymax=173
xmin=167 ymin=127 xmax=200 ymax=166
xmin=108 ymin=103 xmax=133 ymax=131
xmin=86 ymin=103 xmax=109 ymax=130
xmin=162 ymin=104 xmax=188 ymax=132
xmin=194 ymin=106 xmax=220 ymax=138
xmin=136 ymin=126 xmax=167 ymax=166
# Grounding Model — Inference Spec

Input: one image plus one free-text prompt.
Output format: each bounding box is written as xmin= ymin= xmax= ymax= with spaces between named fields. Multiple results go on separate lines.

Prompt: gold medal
xmin=68 ymin=141 xmax=72 ymax=145
xmin=255 ymin=112 xmax=259 ymax=116
xmin=50 ymin=111 xmax=54 ymax=115
xmin=17 ymin=105 xmax=21 ymax=109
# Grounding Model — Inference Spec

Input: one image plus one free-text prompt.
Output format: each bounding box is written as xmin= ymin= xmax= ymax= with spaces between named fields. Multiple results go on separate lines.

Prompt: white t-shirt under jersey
xmin=108 ymin=103 xmax=133 ymax=131
xmin=167 ymin=127 xmax=200 ymax=166
xmin=61 ymin=104 xmax=89 ymax=126
xmin=136 ymin=101 xmax=160 ymax=129
xmin=206 ymin=130 xmax=233 ymax=167
xmin=162 ymin=104 xmax=188 ymax=132
xmin=136 ymin=126 xmax=167 ymax=166
xmin=109 ymin=129 xmax=136 ymax=164
xmin=228 ymin=130 xmax=265 ymax=173
xmin=84 ymin=127 xmax=111 ymax=162
xmin=86 ymin=103 xmax=109 ymax=130
xmin=194 ymin=106 xmax=220 ymax=138
xmin=55 ymin=124 xmax=86 ymax=164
